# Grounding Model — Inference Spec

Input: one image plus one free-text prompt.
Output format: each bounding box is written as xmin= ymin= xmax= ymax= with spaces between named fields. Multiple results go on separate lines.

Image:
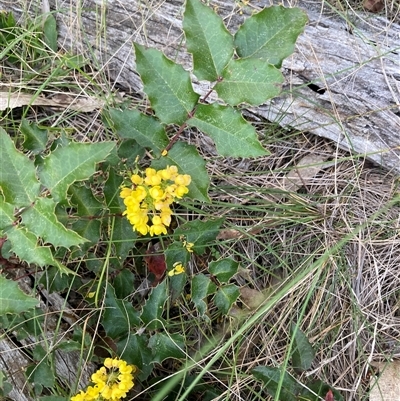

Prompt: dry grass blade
xmin=0 ymin=91 xmax=104 ymax=112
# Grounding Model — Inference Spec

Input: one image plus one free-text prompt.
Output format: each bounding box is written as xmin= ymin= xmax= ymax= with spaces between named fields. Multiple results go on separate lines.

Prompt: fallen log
xmin=3 ymin=0 xmax=398 ymax=172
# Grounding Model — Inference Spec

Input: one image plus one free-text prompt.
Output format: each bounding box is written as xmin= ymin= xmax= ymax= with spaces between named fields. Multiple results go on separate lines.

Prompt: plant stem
xmin=163 ymin=77 xmax=223 ymax=153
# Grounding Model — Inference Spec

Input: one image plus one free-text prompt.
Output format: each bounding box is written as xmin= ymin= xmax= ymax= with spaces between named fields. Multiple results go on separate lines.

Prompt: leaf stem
xmin=164 ymin=121 xmax=188 ymax=152
xmin=163 ymin=77 xmax=223 ymax=153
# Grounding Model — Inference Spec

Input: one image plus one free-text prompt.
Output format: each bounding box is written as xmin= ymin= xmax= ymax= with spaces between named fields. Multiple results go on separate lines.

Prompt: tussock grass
xmin=187 ymin=129 xmax=400 ymax=400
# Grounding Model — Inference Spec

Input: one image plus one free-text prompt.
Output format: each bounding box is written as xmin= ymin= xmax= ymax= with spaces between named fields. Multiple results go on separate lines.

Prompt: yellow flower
xmin=165 ymin=184 xmax=177 ymax=195
xmin=131 ymin=174 xmax=143 ymax=185
xmin=183 ymin=240 xmax=194 ymax=253
xmin=157 ymin=168 xmax=171 ymax=180
xmin=149 ymin=186 xmax=164 ymax=200
xmin=70 ymin=390 xmax=86 ymax=401
xmin=149 ymin=216 xmax=167 ymax=236
xmin=126 ymin=209 xmax=148 ymax=226
xmin=146 ymin=175 xmax=161 ymax=186
xmin=145 ymin=167 xmax=156 ymax=177
xmin=145 ymin=168 xmax=162 ymax=186
xmin=174 ymin=185 xmax=189 ymax=198
xmin=168 ymin=262 xmax=185 ymax=276
xmin=160 ymin=209 xmax=172 ymax=226
xmin=153 ymin=200 xmax=169 ymax=210
xmin=127 ymin=202 xmax=138 ymax=214
xmin=119 ymin=187 xmax=132 ymax=198
xmin=131 ymin=186 xmax=147 ymax=201
xmin=135 ymin=222 xmax=150 ymax=235
xmin=91 ymin=366 xmax=107 ymax=384
xmin=175 ymin=174 xmax=191 ymax=186
xmin=86 ymin=385 xmax=101 ymax=399
xmin=104 ymin=357 xmax=116 ymax=368
xmin=120 ymin=166 xmax=191 ymax=236
xmin=76 ymin=358 xmax=136 ymax=401
xmin=166 ymin=165 xmax=179 ymax=178
xmin=70 ymin=384 xmax=100 ymax=401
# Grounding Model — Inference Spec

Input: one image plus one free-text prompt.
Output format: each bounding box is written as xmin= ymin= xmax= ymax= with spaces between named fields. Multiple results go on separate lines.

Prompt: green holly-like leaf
xmin=5 ymin=226 xmax=73 ymax=274
xmin=0 ymin=371 xmax=12 ymax=398
xmin=113 ymin=269 xmax=136 ymax=299
xmin=174 ymin=218 xmax=224 ymax=255
xmin=290 ymin=323 xmax=315 ymax=372
xmin=148 ymin=332 xmax=185 ymax=363
xmin=104 ymin=168 xmax=137 ymax=260
xmin=38 ymin=266 xmax=72 ymax=293
xmin=215 ymin=58 xmax=284 ymax=106
xmin=104 ymin=166 xmax=124 ymax=214
xmin=191 ymin=273 xmax=217 ymax=316
xmin=0 ymin=128 xmax=41 ymax=207
xmin=107 ymin=108 xmax=169 ymax=157
xmin=117 ymin=138 xmax=145 ymax=163
xmin=165 ymin=241 xmax=190 ymax=301
xmin=151 ymin=141 xmax=210 ymax=202
xmin=169 ymin=272 xmax=187 ymax=304
xmin=214 ymin=283 xmax=239 ymax=315
xmin=71 ymin=219 xmax=101 ymax=253
xmin=103 ymin=285 xmax=141 ymax=339
xmin=111 ymin=217 xmax=138 ymax=261
xmin=252 ymin=366 xmax=299 ymax=401
xmin=234 ymin=6 xmax=308 ymax=67
xmin=134 ymin=43 xmax=199 ymax=125
xmin=26 ymin=347 xmax=55 ymax=388
xmin=117 ymin=334 xmax=153 ymax=381
xmin=67 ymin=184 xmax=104 ymax=256
xmin=20 ymin=119 xmax=47 ymax=154
xmin=43 ymin=13 xmax=57 ymax=52
xmin=140 ymin=281 xmax=168 ymax=330
xmin=165 ymin=241 xmax=191 ymax=270
xmin=38 ymin=141 xmax=115 ymax=202
xmin=183 ymin=0 xmax=234 ymax=81
xmin=69 ymin=184 xmax=102 ymax=216
xmin=0 ymin=275 xmax=39 ymax=314
xmin=209 ymin=258 xmax=239 ymax=283
xmin=0 ymin=198 xmax=14 ymax=230
xmin=21 ymin=197 xmax=86 ymax=248
xmin=188 ymin=104 xmax=268 ymax=157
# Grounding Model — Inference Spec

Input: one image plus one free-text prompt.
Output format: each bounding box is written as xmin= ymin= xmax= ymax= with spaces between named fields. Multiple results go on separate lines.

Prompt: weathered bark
xmin=2 ymin=0 xmax=398 ymax=172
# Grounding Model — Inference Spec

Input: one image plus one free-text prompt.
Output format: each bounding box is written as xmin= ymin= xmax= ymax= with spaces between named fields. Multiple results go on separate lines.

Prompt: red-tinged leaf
xmin=144 ymin=243 xmax=167 ymax=285
xmin=325 ymin=389 xmax=334 ymax=401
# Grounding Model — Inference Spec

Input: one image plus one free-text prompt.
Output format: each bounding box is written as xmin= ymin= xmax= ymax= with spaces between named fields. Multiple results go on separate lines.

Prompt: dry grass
xmin=183 ymin=127 xmax=400 ymax=400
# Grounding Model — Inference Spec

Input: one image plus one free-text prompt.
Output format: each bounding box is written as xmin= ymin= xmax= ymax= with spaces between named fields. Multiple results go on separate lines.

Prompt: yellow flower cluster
xmin=120 ymin=166 xmax=191 ymax=236
xmin=71 ymin=358 xmax=136 ymax=401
